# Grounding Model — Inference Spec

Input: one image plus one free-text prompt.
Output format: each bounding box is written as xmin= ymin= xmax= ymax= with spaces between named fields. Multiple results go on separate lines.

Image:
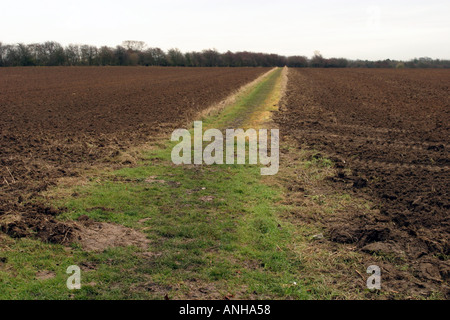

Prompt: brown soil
xmin=36 ymin=270 xmax=56 ymax=280
xmin=74 ymin=215 xmax=150 ymax=252
xmin=0 ymin=66 xmax=268 ymax=245
xmin=275 ymin=68 xmax=450 ymax=298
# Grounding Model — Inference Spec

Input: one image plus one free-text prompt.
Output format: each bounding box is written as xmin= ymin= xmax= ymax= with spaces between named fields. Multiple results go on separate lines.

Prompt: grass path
xmin=0 ymin=67 xmax=374 ymax=300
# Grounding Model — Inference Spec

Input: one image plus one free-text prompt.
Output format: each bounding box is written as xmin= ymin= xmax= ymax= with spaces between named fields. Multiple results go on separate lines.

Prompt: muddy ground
xmin=275 ymin=68 xmax=449 ymax=297
xmin=0 ymin=66 xmax=268 ymax=243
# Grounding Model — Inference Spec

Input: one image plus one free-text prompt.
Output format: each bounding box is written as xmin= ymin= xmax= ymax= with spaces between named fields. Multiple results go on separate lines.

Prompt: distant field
xmin=275 ymin=68 xmax=450 ymax=296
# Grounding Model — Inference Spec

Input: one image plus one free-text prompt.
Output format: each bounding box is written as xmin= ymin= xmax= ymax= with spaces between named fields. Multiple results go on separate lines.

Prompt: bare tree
xmin=17 ymin=43 xmax=34 ymax=66
xmin=167 ymin=48 xmax=185 ymax=66
xmin=189 ymin=51 xmax=205 ymax=67
xmin=202 ymin=49 xmax=221 ymax=67
xmin=80 ymin=45 xmax=98 ymax=66
xmin=0 ymin=42 xmax=6 ymax=66
xmin=149 ymin=48 xmax=167 ymax=66
xmin=287 ymin=55 xmax=308 ymax=67
xmin=139 ymin=47 xmax=166 ymax=66
xmin=98 ymin=46 xmax=114 ymax=66
xmin=114 ymin=45 xmax=128 ymax=65
xmin=310 ymin=51 xmax=326 ymax=68
xmin=65 ymin=44 xmax=81 ymax=66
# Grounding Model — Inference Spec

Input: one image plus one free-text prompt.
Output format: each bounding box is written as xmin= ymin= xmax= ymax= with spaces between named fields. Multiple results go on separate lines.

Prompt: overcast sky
xmin=1 ymin=0 xmax=449 ymax=60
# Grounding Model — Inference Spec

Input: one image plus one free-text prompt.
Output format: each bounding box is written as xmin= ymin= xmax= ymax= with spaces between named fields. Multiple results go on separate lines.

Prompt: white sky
xmin=1 ymin=0 xmax=449 ymax=60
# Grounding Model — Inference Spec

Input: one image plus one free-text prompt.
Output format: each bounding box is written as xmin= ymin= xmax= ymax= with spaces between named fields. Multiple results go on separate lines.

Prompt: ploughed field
xmin=0 ymin=67 xmax=268 ymax=240
xmin=276 ymin=68 xmax=449 ymax=294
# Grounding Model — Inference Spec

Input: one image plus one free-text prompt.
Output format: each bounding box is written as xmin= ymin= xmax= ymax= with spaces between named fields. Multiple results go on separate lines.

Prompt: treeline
xmin=347 ymin=58 xmax=450 ymax=69
xmin=0 ymin=41 xmax=448 ymax=68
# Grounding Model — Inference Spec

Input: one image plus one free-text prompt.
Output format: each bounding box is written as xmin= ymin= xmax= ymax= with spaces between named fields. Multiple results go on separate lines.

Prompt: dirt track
xmin=0 ymin=66 xmax=268 ymax=242
xmin=275 ymin=68 xmax=450 ymax=297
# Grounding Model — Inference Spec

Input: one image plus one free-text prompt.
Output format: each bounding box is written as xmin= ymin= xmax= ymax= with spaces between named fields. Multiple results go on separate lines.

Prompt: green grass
xmin=0 ymin=235 xmax=156 ymax=299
